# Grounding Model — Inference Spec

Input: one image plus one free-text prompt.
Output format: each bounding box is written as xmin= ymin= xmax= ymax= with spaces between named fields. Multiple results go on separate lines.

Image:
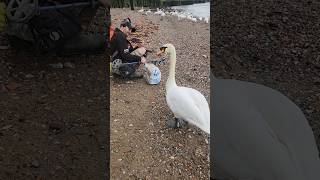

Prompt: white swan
xmin=204 ymin=17 xmax=209 ymax=23
xmin=154 ymin=8 xmax=164 ymax=15
xmin=190 ymin=17 xmax=197 ymax=22
xmin=171 ymin=11 xmax=178 ymax=16
xmin=177 ymin=13 xmax=186 ymax=20
xmin=211 ymin=72 xmax=320 ymax=179
xmin=157 ymin=44 xmax=210 ymax=134
xmin=138 ymin=7 xmax=144 ymax=13
xmin=145 ymin=9 xmax=151 ymax=15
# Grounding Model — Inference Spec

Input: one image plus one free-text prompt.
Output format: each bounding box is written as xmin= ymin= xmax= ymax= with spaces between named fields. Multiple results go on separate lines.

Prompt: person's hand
xmin=141 ymin=57 xmax=147 ymax=64
xmin=137 ymin=43 xmax=144 ymax=48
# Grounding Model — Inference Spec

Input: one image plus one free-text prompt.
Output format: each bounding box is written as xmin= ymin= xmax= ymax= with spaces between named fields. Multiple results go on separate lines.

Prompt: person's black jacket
xmin=110 ymin=28 xmax=141 ymax=63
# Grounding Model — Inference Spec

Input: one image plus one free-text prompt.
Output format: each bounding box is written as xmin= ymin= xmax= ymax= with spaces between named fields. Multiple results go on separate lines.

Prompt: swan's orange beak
xmin=156 ymin=47 xmax=166 ymax=56
xmin=156 ymin=49 xmax=164 ymax=56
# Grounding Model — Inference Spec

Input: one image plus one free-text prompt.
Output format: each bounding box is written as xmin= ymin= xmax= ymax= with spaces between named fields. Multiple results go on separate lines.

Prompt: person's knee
xmin=130 ymin=47 xmax=147 ymax=56
xmin=137 ymin=47 xmax=146 ymax=56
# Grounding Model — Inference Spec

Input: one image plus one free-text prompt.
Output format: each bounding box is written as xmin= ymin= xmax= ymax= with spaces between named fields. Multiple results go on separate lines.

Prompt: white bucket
xmin=143 ymin=63 xmax=161 ymax=85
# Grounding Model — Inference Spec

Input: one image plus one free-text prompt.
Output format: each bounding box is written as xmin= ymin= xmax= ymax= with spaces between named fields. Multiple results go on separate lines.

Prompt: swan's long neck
xmin=166 ymin=49 xmax=177 ymax=92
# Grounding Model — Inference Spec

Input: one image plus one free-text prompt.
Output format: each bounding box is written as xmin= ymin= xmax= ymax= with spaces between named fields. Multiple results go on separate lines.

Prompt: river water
xmin=170 ymin=2 xmax=210 ymax=19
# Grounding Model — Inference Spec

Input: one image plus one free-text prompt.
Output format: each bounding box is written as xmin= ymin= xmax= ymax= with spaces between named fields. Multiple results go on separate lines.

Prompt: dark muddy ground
xmin=0 ymin=8 xmax=110 ymax=180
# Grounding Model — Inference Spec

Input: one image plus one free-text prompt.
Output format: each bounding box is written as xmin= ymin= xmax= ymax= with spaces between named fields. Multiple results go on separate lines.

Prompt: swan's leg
xmin=166 ymin=117 xmax=188 ymax=128
xmin=166 ymin=117 xmax=179 ymax=128
xmin=176 ymin=118 xmax=188 ymax=127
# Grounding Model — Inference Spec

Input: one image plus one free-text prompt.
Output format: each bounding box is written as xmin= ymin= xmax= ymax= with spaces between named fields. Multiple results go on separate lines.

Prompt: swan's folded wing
xmin=185 ymin=87 xmax=210 ymax=116
xmin=166 ymin=87 xmax=210 ymax=131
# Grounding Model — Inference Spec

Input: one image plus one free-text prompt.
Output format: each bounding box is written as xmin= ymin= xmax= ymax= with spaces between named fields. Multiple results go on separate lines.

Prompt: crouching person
xmin=110 ymin=18 xmax=146 ymax=78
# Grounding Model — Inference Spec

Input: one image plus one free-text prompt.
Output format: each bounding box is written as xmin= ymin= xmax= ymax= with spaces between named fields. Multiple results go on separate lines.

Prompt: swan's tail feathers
xmin=200 ymin=109 xmax=210 ymax=134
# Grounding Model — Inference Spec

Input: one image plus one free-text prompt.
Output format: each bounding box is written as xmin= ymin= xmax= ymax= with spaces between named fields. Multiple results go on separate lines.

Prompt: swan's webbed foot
xmin=166 ymin=118 xmax=178 ymax=128
xmin=166 ymin=118 xmax=188 ymax=128
xmin=177 ymin=118 xmax=188 ymax=127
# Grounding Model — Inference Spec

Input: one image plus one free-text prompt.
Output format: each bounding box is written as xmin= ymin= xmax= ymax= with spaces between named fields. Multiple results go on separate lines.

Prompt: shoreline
xmin=132 ymin=5 xmax=210 ymax=23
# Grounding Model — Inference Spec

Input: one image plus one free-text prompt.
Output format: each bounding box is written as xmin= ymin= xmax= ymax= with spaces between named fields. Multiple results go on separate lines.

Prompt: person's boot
xmin=128 ymin=71 xmax=143 ymax=79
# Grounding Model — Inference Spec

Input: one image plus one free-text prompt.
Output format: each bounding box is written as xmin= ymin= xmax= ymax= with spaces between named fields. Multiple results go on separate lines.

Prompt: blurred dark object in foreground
xmin=4 ymin=0 xmax=110 ymax=55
